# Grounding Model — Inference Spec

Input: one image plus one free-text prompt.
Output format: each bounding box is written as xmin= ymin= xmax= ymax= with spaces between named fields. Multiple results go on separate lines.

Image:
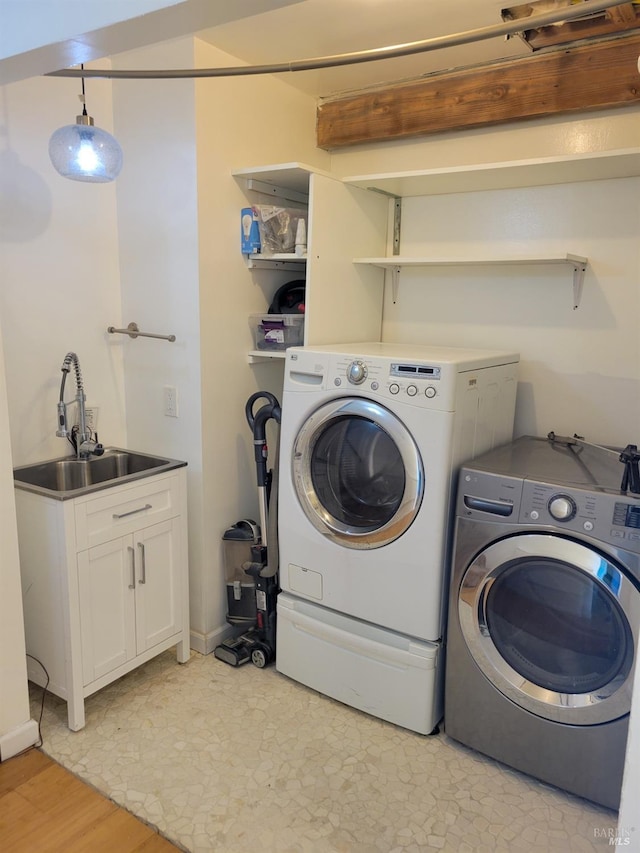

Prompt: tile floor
xmin=30 ymin=649 xmax=618 ymax=853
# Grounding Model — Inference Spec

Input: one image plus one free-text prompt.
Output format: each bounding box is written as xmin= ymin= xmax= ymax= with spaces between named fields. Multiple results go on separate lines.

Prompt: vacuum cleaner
xmin=214 ymin=391 xmax=281 ymax=668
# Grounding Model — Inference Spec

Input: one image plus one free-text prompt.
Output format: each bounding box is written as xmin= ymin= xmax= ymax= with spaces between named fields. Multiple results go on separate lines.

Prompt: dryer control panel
xmin=330 ymin=356 xmax=454 ymax=411
xmin=285 ymin=347 xmax=519 ymax=423
xmin=520 ymin=481 xmax=640 ymax=555
xmin=459 ymin=467 xmax=640 ymax=556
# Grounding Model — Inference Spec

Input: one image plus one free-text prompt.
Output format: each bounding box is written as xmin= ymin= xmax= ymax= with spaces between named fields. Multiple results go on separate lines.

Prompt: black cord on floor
xmin=26 ymin=653 xmax=50 ymax=749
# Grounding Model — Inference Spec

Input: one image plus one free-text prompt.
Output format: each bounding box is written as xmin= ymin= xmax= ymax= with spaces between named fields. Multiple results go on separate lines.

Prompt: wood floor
xmin=0 ymin=748 xmax=183 ymax=852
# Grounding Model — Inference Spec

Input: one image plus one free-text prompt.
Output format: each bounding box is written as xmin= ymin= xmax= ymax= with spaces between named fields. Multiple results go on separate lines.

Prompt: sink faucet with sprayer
xmin=56 ymin=352 xmax=104 ymax=459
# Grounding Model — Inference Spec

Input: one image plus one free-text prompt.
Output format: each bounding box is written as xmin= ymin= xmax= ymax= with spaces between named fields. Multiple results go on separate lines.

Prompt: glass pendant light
xmin=48 ymin=67 xmax=123 ymax=183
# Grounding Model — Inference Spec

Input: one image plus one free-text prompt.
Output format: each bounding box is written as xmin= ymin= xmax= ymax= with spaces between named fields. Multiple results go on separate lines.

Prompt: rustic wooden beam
xmin=525 ymin=17 xmax=640 ymax=49
xmin=524 ymin=6 xmax=640 ymax=48
xmin=503 ymin=1 xmax=640 ymax=50
xmin=316 ymin=33 xmax=640 ymax=149
xmin=606 ymin=3 xmax=638 ymax=25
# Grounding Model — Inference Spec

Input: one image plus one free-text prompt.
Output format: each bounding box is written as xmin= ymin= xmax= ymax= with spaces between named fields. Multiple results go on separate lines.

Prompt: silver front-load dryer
xmin=445 ymin=435 xmax=640 ymax=810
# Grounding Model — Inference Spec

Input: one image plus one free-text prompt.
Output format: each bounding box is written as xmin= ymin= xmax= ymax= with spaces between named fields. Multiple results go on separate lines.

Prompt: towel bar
xmin=107 ymin=322 xmax=176 ymax=343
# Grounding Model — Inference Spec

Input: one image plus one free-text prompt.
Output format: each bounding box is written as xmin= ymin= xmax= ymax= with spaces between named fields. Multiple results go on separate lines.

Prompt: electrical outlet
xmin=164 ymin=385 xmax=178 ymax=418
xmin=84 ymin=406 xmax=99 ymax=433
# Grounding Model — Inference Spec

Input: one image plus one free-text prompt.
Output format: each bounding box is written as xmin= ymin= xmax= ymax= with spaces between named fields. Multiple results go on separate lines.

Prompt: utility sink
xmin=14 ymin=448 xmax=187 ymax=500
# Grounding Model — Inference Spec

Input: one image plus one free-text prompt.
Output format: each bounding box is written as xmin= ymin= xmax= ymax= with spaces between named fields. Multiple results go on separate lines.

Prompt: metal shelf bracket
xmin=572 ymin=261 xmax=587 ymax=310
xmin=390 ymin=267 xmax=401 ymax=304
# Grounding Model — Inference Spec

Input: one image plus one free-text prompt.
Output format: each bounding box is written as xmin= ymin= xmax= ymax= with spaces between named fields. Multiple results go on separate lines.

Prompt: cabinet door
xmin=134 ymin=518 xmax=182 ymax=654
xmin=78 ymin=537 xmax=137 ymax=685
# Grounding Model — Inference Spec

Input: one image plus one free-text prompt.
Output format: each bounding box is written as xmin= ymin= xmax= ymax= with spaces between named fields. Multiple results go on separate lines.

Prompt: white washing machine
xmin=276 ymin=342 xmax=519 ymax=734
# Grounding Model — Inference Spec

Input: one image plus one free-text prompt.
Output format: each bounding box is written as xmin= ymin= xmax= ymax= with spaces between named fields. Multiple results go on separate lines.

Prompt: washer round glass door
xmin=292 ymin=398 xmax=423 ymax=549
xmin=458 ymin=533 xmax=639 ymax=724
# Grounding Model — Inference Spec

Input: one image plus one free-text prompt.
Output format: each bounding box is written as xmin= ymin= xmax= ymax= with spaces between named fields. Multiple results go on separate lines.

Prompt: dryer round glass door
xmin=292 ymin=398 xmax=423 ymax=549
xmin=458 ymin=533 xmax=640 ymax=725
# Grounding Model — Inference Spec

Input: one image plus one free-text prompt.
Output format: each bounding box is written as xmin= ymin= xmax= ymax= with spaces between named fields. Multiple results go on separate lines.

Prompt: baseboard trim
xmin=190 ymin=624 xmax=236 ymax=656
xmin=0 ymin=718 xmax=40 ymax=761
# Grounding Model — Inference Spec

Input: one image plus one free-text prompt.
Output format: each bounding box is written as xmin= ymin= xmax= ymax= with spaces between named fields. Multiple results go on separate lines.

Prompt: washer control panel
xmin=459 ymin=468 xmax=640 ymax=555
xmin=329 ymin=357 xmax=448 ymax=409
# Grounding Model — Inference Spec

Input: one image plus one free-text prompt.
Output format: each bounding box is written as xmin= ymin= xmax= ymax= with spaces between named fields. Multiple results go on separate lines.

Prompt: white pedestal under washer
xmin=276 ymin=342 xmax=519 ymax=734
xmin=445 ymin=435 xmax=640 ymax=809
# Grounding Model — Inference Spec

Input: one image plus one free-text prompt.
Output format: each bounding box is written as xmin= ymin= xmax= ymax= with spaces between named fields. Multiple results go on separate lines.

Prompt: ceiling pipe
xmin=46 ymin=0 xmax=632 ymax=80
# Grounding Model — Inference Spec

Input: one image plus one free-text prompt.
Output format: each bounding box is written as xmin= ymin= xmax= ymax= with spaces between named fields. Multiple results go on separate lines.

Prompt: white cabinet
xmin=16 ymin=468 xmax=189 ymax=731
xmin=233 ymin=162 xmax=389 ymax=361
xmin=77 ymin=518 xmax=182 ymax=685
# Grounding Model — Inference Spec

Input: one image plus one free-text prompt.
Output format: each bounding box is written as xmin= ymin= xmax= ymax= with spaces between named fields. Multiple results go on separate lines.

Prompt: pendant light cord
xmin=45 ymin=0 xmax=630 ymax=81
xmin=80 ymin=64 xmax=88 ymax=117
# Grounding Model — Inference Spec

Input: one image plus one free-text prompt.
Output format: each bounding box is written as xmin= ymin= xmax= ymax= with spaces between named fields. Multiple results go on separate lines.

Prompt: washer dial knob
xmin=347 ymin=360 xmax=368 ymax=385
xmin=548 ymin=494 xmax=577 ymax=522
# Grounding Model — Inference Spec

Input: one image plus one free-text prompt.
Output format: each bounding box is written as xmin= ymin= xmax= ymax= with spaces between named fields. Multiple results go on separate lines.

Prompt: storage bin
xmin=253 ymin=205 xmax=307 ymax=255
xmin=249 ymin=313 xmax=304 ymax=351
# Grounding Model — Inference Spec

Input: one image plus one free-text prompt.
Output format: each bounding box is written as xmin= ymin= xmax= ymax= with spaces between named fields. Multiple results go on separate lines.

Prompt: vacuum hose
xmin=245 ymin=392 xmax=281 ymax=579
xmin=245 ymin=392 xmax=281 ymax=488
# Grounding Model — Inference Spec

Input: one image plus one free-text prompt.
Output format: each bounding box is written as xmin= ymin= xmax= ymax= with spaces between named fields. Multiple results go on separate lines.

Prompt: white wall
xmin=618 ymin=661 xmax=640 ymax=843
xmin=193 ymin=38 xmax=330 ymax=649
xmin=328 ymin=106 xmax=640 ymax=454
xmin=329 ymin=106 xmax=640 ymax=450
xmin=0 ymin=71 xmax=127 ymax=466
xmin=0 ymin=323 xmax=38 ymax=759
xmin=111 ymin=38 xmax=205 ymax=647
xmin=109 ymin=36 xmax=329 ymax=652
xmin=1 ymin=33 xmax=326 ymax=657
xmin=0 ymin=64 xmax=127 ymax=759
xmin=329 ymin=106 xmax=640 ymax=177
xmin=381 ymin=179 xmax=640 ymax=446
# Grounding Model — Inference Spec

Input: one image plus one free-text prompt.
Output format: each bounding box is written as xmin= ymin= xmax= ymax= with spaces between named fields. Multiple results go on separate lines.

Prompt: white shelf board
xmin=354 ymin=254 xmax=588 ymax=309
xmin=247 ymin=350 xmax=287 ymax=364
xmin=245 ymin=253 xmax=306 ymax=271
xmin=354 ymin=254 xmax=587 ymax=268
xmin=232 ymin=162 xmax=333 ymax=195
xmin=343 ymin=148 xmax=640 ymax=198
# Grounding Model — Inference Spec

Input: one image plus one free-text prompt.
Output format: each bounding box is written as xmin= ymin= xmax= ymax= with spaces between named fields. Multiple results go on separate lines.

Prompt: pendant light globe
xmin=48 ymin=113 xmax=123 ymax=183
